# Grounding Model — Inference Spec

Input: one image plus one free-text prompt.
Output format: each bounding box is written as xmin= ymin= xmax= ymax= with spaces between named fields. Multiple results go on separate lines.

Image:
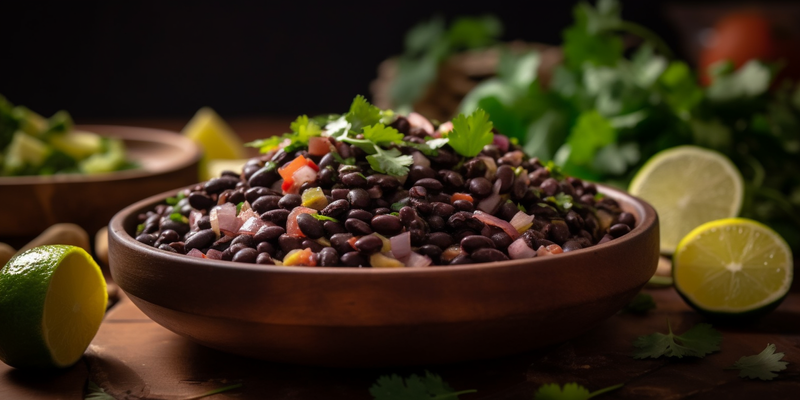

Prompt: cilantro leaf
xmin=623 ymin=293 xmax=656 ymax=314
xmin=633 ymin=321 xmax=722 ymax=359
xmin=369 ymin=371 xmax=476 ymax=400
xmin=363 ymin=123 xmax=404 ymax=144
xmin=325 ymin=115 xmax=352 ymax=140
xmin=85 ymin=381 xmax=115 ymax=400
xmin=707 ymin=60 xmax=772 ymax=102
xmin=311 ymin=214 xmax=339 ymax=223
xmin=565 ymin=111 xmax=616 ymax=166
xmin=448 ymin=108 xmax=494 ymax=157
xmin=367 ymin=147 xmax=414 ymax=176
xmin=534 ymin=382 xmax=623 ymax=400
xmin=246 ymin=114 xmax=321 ymax=153
xmin=545 ymin=193 xmax=574 ymax=212
xmin=346 ymin=95 xmax=382 ymax=132
xmin=728 ymin=344 xmax=788 ymax=380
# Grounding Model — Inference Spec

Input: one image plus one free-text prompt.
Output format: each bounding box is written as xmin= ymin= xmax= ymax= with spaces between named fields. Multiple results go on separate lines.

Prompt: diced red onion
xmin=189 ymin=209 xmax=203 ymax=231
xmin=438 ymin=121 xmax=453 ymax=134
xmin=509 ymin=211 xmax=535 ymax=233
xmin=205 ymin=249 xmax=223 ymax=260
xmin=493 ymin=134 xmax=510 ymax=153
xmin=473 ymin=210 xmax=519 ymax=240
xmin=477 ymin=193 xmax=503 ymax=215
xmin=403 ymin=251 xmax=432 ymax=267
xmin=216 ymin=202 xmax=243 ymax=237
xmin=238 ymin=216 xmax=265 ymax=235
xmin=407 ymin=112 xmax=434 ymax=135
xmin=390 ymin=232 xmax=411 ymax=260
xmin=292 ymin=165 xmax=318 ymax=186
xmin=492 ymin=179 xmax=502 ymax=194
xmin=238 ymin=208 xmax=258 ymax=222
xmin=508 ymin=238 xmax=536 ymax=260
xmin=477 ymin=156 xmax=497 ymax=180
xmin=411 ymin=151 xmax=430 ymax=168
xmin=186 ymin=248 xmax=205 ymax=258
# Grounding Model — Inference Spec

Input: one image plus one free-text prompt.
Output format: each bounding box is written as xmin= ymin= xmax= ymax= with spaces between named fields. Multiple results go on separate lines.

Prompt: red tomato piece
xmin=286 ymin=206 xmax=318 ymax=237
xmin=308 ymin=137 xmax=331 ymax=157
xmin=450 ymin=193 xmax=474 ymax=204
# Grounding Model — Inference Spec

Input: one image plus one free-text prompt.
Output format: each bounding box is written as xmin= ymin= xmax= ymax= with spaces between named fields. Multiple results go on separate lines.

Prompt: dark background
xmin=0 ymin=1 xmax=729 ymax=120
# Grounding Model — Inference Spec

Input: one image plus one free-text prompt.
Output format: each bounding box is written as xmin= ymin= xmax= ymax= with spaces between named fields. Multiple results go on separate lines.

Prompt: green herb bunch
xmin=457 ymin=0 xmax=800 ymax=250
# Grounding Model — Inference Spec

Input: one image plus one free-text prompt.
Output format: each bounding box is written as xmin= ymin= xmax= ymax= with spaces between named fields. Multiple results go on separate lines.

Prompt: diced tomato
xmin=286 ymin=206 xmax=318 ymax=237
xmin=347 ymin=236 xmax=360 ymax=251
xmin=281 ymin=178 xmax=294 ymax=193
xmin=283 ymin=248 xmax=317 ymax=266
xmin=278 ymin=155 xmax=310 ymax=181
xmin=451 ymin=193 xmax=474 ymax=204
xmin=308 ymin=137 xmax=331 ymax=156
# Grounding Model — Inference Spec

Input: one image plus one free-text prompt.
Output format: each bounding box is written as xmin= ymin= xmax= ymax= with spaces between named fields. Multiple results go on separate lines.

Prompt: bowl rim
xmin=0 ymin=124 xmax=201 ymax=185
xmin=109 ymin=183 xmax=658 ymax=276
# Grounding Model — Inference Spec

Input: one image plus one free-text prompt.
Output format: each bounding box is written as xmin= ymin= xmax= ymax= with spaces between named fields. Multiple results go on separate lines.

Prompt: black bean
xmin=398 ymin=206 xmax=417 ymax=226
xmin=161 ymin=220 xmax=189 ymax=235
xmin=323 ymin=221 xmax=347 ymax=236
xmin=448 ymin=211 xmax=474 ymax=231
xmin=185 ymin=229 xmax=216 ymax=251
xmin=248 ymin=165 xmax=280 ymax=188
xmin=196 ymin=215 xmax=211 ymax=230
xmin=278 ymin=234 xmax=303 ymax=253
xmin=231 ymin=234 xmax=255 ymax=248
xmin=440 ymin=170 xmax=465 ymax=188
xmin=158 ymin=243 xmax=178 ymax=253
xmin=136 ymin=233 xmax=157 ymax=246
xmin=418 ymin=245 xmax=442 ymax=263
xmin=302 ymin=239 xmax=324 ymax=252
xmin=251 ymin=195 xmax=282 ymax=214
xmin=232 ymin=248 xmax=258 ymax=263
xmin=511 ymin=178 xmax=527 ymax=200
xmin=579 ymin=194 xmax=596 ymax=206
xmin=369 ymin=214 xmax=401 ymax=236
xmin=346 ymin=209 xmax=373 ymax=222
xmin=297 ymin=213 xmax=325 ymax=239
xmin=204 ymin=176 xmax=239 ymax=194
xmin=496 ymin=165 xmax=515 ymax=193
xmin=490 ymin=232 xmax=513 ymax=250
xmin=390 ymin=115 xmax=411 ymax=134
xmin=348 ymin=188 xmax=371 ymax=209
xmin=540 ymin=178 xmax=560 ymax=196
xmin=471 ymin=248 xmax=509 ymax=263
xmin=461 ymin=235 xmax=496 ymax=253
xmin=449 ymin=254 xmax=473 ymax=265
xmin=330 ymin=233 xmax=355 ymax=254
xmin=318 ymin=167 xmax=336 ymax=187
xmin=257 ymin=241 xmax=276 ymax=256
xmin=618 ymin=212 xmax=636 ymax=229
xmin=158 ymin=229 xmax=180 ymax=244
xmin=318 ymin=247 xmax=339 ymax=267
xmin=242 ymin=163 xmax=262 ymax=181
xmin=244 ymin=187 xmax=272 ymax=205
xmin=188 ymin=193 xmax=215 ymax=210
xmin=341 ymin=172 xmax=368 ymax=188
xmin=345 ymin=218 xmax=373 ymax=235
xmin=498 ymin=201 xmax=519 ymax=222
xmin=256 ymin=252 xmax=275 ymax=265
xmin=547 ymin=220 xmax=571 ymax=245
xmin=453 ymin=200 xmax=474 ymax=212
xmin=331 ymin=188 xmax=349 ymax=200
xmin=170 ymin=241 xmax=186 ymax=253
xmin=373 ymin=207 xmax=391 ymax=215
xmin=320 ymin=199 xmax=350 ymax=219
xmin=341 ymin=251 xmax=369 ymax=267
xmin=408 ymin=165 xmax=436 ymax=185
xmin=279 ymin=194 xmax=302 ymax=210
xmin=562 ymin=240 xmax=582 ymax=252
xmin=598 ymin=234 xmax=613 ymax=245
xmin=354 ymin=235 xmax=383 ymax=254
xmin=367 ymin=174 xmax=401 ymax=189
xmin=427 ymin=232 xmax=455 ymax=249
xmin=224 ymin=190 xmax=245 ymax=205
xmin=415 ymin=178 xmax=443 ymax=191
xmin=254 ymin=225 xmax=285 ymax=242
xmin=261 ymin=209 xmax=290 ymax=225
xmin=609 ymin=223 xmax=631 ymax=238
xmin=464 ymin=158 xmax=487 ymax=179
xmin=427 ymin=215 xmax=446 ymax=231
xmin=431 ymin=202 xmax=455 ymax=219
xmin=409 ymin=186 xmax=427 ymax=198
xmin=318 ymin=153 xmax=339 ymax=170
xmin=565 ymin=211 xmax=584 ymax=233
xmin=469 ymin=177 xmax=492 ymax=197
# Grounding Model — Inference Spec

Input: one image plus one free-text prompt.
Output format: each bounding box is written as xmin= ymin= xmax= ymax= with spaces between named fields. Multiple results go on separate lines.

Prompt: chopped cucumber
xmin=3 ymin=131 xmax=51 ymax=175
xmin=79 ymin=138 xmax=126 ymax=173
xmin=50 ymin=130 xmax=103 ymax=160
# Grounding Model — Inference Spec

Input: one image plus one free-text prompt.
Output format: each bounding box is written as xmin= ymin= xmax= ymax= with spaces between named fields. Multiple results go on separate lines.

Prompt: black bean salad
xmin=135 ymin=96 xmax=635 ymax=267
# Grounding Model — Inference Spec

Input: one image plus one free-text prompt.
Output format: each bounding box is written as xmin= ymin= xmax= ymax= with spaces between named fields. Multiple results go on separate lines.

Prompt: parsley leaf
xmin=727 ymin=344 xmax=788 ymax=380
xmin=369 ymin=371 xmax=476 ymax=400
xmin=623 ymin=293 xmax=656 ymax=314
xmin=363 ymin=123 xmax=404 ymax=144
xmin=534 ymin=382 xmax=623 ymax=400
xmin=367 ymin=147 xmax=414 ymax=176
xmin=448 ymin=108 xmax=494 ymax=157
xmin=346 ymin=95 xmax=382 ymax=132
xmin=633 ymin=321 xmax=722 ymax=359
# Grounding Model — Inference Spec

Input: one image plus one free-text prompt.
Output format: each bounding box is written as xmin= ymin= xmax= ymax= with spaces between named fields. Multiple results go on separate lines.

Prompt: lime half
xmin=629 ymin=146 xmax=743 ymax=254
xmin=673 ymin=218 xmax=793 ymax=320
xmin=0 ymin=245 xmax=107 ymax=369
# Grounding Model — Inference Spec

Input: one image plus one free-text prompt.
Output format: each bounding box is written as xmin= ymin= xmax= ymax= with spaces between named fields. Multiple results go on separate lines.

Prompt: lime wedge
xmin=183 ymin=107 xmax=245 ymax=159
xmin=0 ymin=245 xmax=107 ymax=369
xmin=629 ymin=146 xmax=743 ymax=254
xmin=673 ymin=218 xmax=793 ymax=319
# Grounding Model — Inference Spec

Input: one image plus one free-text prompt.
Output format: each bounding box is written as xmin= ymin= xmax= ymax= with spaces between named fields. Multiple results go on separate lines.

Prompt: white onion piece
xmin=238 ymin=216 xmax=265 ymax=235
xmin=492 ymin=179 xmax=502 ymax=194
xmin=508 ymin=239 xmax=536 ymax=260
xmin=292 ymin=165 xmax=318 ymax=186
xmin=390 ymin=232 xmax=411 ymax=260
xmin=209 ymin=206 xmax=221 ymax=237
xmin=478 ymin=156 xmax=497 ymax=180
xmin=407 ymin=112 xmax=434 ymax=135
xmin=238 ymin=208 xmax=259 ymax=222
xmin=186 ymin=248 xmax=205 ymax=258
xmin=477 ymin=193 xmax=502 ymax=215
xmin=205 ymin=249 xmax=223 ymax=260
xmin=217 ymin=202 xmax=242 ymax=237
xmin=411 ymin=151 xmax=430 ymax=168
xmin=473 ymin=210 xmax=519 ymax=240
xmin=403 ymin=251 xmax=432 ymax=267
xmin=509 ymin=211 xmax=535 ymax=233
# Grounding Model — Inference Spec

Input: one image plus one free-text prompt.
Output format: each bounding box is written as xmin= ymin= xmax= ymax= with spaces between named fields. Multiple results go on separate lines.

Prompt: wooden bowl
xmin=0 ymin=125 xmax=200 ymax=245
xmin=108 ymin=185 xmax=659 ymax=367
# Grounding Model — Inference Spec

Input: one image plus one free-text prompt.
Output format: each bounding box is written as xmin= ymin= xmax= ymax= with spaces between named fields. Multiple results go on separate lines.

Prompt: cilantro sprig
xmin=633 ymin=321 xmax=722 ymax=359
xmin=727 ymin=344 xmax=789 ymax=381
xmin=534 ymin=382 xmax=623 ymax=400
xmin=246 ymin=115 xmax=321 ymax=153
xmin=370 ymin=371 xmax=476 ymax=400
xmin=447 ymin=108 xmax=494 ymax=157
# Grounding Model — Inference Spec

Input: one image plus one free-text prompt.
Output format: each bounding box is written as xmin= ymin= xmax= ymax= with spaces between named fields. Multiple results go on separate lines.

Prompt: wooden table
xmin=1 ymin=118 xmax=799 ymax=398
